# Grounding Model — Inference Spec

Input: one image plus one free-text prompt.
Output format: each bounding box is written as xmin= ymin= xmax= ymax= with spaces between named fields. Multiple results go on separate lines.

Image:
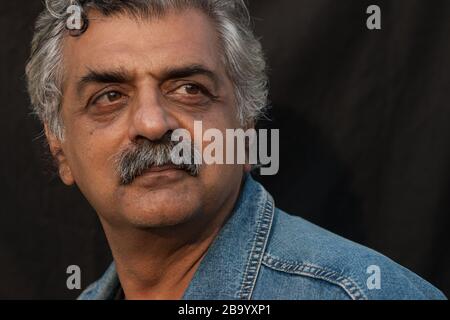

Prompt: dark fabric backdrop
xmin=0 ymin=0 xmax=449 ymax=299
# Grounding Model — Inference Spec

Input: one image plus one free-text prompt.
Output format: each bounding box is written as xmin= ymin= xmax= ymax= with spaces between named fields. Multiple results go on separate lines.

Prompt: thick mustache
xmin=113 ymin=137 xmax=200 ymax=185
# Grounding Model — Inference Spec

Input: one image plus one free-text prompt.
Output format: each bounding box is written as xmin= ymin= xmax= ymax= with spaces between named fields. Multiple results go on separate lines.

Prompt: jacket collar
xmin=83 ymin=173 xmax=275 ymax=300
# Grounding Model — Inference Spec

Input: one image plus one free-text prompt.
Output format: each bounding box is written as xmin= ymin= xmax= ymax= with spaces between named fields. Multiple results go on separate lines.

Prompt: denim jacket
xmin=78 ymin=174 xmax=446 ymax=300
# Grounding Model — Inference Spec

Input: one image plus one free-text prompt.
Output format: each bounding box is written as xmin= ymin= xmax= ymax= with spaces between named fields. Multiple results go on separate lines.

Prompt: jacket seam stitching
xmin=262 ymin=253 xmax=368 ymax=300
xmin=238 ymin=189 xmax=275 ymax=300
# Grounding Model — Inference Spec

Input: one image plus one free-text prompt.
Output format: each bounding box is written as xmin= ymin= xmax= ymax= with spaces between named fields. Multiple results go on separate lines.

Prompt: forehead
xmin=62 ymin=8 xmax=222 ymax=83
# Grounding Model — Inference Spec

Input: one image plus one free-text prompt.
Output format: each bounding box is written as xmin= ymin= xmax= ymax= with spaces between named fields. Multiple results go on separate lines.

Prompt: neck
xmin=99 ymin=183 xmax=242 ymax=300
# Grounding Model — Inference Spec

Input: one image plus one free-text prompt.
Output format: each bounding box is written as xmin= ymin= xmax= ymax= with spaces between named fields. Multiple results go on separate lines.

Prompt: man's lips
xmin=131 ymin=164 xmax=187 ymax=186
xmin=142 ymin=164 xmax=183 ymax=174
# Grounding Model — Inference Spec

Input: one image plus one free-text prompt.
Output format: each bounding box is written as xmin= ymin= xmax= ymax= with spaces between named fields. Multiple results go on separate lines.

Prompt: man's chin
xmin=115 ymin=185 xmax=203 ymax=229
xmin=122 ymin=205 xmax=201 ymax=230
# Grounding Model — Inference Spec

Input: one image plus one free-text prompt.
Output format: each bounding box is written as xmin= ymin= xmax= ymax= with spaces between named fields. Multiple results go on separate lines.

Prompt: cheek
xmin=195 ymin=128 xmax=245 ymax=204
xmin=63 ymin=128 xmax=121 ymax=208
xmin=62 ymin=109 xmax=127 ymax=184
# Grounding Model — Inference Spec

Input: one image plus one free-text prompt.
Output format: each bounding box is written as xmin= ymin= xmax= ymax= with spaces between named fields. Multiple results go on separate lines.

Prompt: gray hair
xmin=25 ymin=0 xmax=269 ymax=140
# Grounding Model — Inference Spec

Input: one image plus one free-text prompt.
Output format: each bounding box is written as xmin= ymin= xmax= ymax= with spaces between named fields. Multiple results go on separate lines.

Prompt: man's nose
xmin=128 ymin=87 xmax=179 ymax=141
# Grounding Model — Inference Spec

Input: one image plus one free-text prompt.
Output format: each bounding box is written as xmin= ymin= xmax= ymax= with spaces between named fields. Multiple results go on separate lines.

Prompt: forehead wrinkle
xmin=79 ymin=60 xmax=219 ymax=84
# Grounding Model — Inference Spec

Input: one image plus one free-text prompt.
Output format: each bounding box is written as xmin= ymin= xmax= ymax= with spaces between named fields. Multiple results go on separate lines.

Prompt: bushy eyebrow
xmin=76 ymin=64 xmax=220 ymax=96
xmin=160 ymin=64 xmax=219 ymax=87
xmin=77 ymin=67 xmax=133 ymax=95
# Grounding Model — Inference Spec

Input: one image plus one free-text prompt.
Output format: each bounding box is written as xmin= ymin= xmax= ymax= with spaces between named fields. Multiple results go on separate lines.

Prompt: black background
xmin=0 ymin=0 xmax=449 ymax=299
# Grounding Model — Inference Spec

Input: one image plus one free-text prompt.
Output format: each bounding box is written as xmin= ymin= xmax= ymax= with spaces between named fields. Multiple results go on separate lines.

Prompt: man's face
xmin=51 ymin=8 xmax=247 ymax=229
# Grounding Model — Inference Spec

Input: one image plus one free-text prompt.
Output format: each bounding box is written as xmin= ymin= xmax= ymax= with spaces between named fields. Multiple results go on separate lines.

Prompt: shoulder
xmin=258 ymin=208 xmax=447 ymax=300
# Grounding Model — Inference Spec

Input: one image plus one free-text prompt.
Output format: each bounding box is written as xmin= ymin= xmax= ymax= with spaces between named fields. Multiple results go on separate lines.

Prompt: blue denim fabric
xmin=78 ymin=174 xmax=446 ymax=300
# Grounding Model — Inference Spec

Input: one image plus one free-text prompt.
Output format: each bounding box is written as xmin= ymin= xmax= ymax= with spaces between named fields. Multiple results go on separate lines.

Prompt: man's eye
xmin=93 ymin=91 xmax=125 ymax=106
xmin=167 ymin=83 xmax=218 ymax=106
xmin=175 ymin=84 xmax=205 ymax=96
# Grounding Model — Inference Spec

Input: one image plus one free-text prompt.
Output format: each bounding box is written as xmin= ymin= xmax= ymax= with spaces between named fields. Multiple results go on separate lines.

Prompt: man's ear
xmin=44 ymin=124 xmax=75 ymax=186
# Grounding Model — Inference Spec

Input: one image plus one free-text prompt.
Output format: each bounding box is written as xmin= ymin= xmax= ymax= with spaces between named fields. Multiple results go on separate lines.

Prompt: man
xmin=25 ymin=0 xmax=445 ymax=300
